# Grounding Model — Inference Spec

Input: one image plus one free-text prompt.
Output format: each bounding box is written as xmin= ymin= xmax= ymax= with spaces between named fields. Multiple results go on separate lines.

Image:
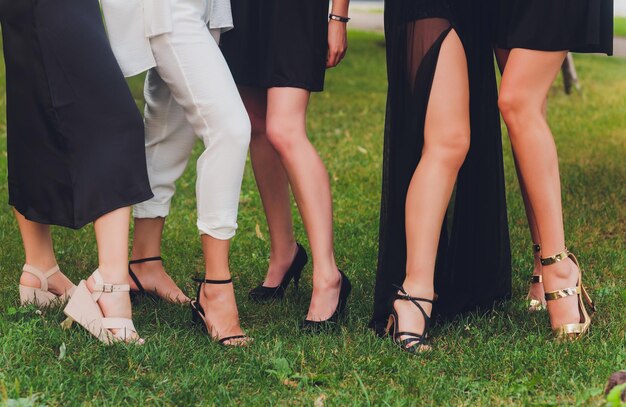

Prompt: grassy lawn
xmin=0 ymin=31 xmax=625 ymax=405
xmin=616 ymin=17 xmax=626 ymax=37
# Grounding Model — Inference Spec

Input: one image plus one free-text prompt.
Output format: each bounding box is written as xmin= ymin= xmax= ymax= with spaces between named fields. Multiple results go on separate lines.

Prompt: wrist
xmin=329 ymin=13 xmax=350 ymax=23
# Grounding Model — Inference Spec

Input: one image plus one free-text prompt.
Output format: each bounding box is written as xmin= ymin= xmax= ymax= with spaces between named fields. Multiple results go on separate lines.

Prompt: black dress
xmin=0 ymin=0 xmax=153 ymax=229
xmin=370 ymin=0 xmax=512 ymax=334
xmin=220 ymin=0 xmax=328 ymax=92
xmin=496 ymin=0 xmax=614 ymax=55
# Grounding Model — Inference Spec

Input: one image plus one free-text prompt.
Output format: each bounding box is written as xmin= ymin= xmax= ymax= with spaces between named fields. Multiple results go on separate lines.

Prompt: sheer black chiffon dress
xmin=370 ymin=0 xmax=512 ymax=334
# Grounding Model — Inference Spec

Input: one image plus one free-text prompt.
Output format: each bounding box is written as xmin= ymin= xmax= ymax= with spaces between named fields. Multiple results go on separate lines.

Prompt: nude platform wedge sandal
xmin=63 ymin=269 xmax=143 ymax=344
xmin=19 ymin=264 xmax=76 ymax=307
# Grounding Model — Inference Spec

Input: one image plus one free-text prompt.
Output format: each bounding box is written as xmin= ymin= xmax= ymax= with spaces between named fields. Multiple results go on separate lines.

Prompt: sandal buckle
xmin=102 ymin=283 xmax=115 ymax=293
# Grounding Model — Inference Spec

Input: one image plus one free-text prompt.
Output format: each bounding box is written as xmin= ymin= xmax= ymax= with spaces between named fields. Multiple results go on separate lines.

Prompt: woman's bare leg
xmin=15 ymin=210 xmax=74 ymax=295
xmin=130 ymin=218 xmax=189 ymax=303
xmin=498 ymin=49 xmax=580 ymax=330
xmin=86 ymin=207 xmax=139 ymax=339
xmin=265 ymin=87 xmax=340 ymax=321
xmin=239 ymin=86 xmax=299 ymax=287
xmin=397 ymin=30 xmax=470 ymax=337
xmin=496 ymin=48 xmax=545 ymax=303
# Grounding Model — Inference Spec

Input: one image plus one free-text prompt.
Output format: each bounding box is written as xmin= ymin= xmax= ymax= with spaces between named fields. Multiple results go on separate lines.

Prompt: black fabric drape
xmin=370 ymin=0 xmax=512 ymax=335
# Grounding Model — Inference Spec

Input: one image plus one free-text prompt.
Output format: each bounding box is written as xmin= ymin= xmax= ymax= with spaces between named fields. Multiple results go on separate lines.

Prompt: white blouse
xmin=101 ymin=0 xmax=234 ymax=77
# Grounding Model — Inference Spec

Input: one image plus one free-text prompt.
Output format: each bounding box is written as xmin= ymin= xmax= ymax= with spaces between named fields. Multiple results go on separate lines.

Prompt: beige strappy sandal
xmin=527 ymin=243 xmax=547 ymax=312
xmin=19 ymin=264 xmax=76 ymax=307
xmin=63 ymin=270 xmax=143 ymax=344
xmin=542 ymin=249 xmax=596 ymax=340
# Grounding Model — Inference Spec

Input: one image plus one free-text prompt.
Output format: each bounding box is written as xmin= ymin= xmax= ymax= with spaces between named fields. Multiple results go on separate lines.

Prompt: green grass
xmin=615 ymin=17 xmax=626 ymax=38
xmin=1 ymin=31 xmax=625 ymax=406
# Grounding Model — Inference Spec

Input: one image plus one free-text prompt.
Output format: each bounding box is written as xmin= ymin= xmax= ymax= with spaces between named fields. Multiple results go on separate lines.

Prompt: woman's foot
xmin=128 ymin=258 xmax=189 ymax=303
xmin=305 ymin=267 xmax=342 ymax=321
xmin=387 ymin=284 xmax=435 ymax=353
xmin=543 ymin=257 xmax=582 ymax=330
xmin=198 ymin=282 xmax=249 ymax=346
xmin=392 ymin=285 xmax=434 ymax=348
xmin=20 ymin=264 xmax=75 ymax=297
xmin=262 ymin=243 xmax=299 ymax=287
xmin=85 ymin=272 xmax=143 ymax=343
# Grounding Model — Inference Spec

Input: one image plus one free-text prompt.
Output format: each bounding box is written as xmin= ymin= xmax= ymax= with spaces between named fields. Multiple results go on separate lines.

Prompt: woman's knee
xmin=265 ymin=117 xmax=304 ymax=155
xmin=215 ymin=110 xmax=252 ymax=151
xmin=249 ymin=110 xmax=267 ymax=140
xmin=426 ymin=125 xmax=470 ymax=169
xmin=498 ymin=87 xmax=541 ymax=129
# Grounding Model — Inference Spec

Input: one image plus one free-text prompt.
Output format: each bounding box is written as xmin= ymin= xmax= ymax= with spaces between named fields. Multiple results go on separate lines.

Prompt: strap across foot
xmin=102 ymin=317 xmax=139 ymax=341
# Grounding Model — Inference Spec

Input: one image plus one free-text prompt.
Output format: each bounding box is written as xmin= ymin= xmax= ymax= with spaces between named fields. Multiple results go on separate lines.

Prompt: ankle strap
xmin=392 ymin=285 xmax=436 ymax=304
xmin=533 ymin=244 xmax=541 ymax=254
xmin=540 ymin=249 xmax=570 ymax=266
xmin=22 ymin=264 xmax=60 ymax=292
xmin=530 ymin=275 xmax=542 ymax=284
xmin=129 ymin=256 xmax=163 ymax=265
xmin=91 ymin=269 xmax=130 ymax=294
xmin=192 ymin=277 xmax=233 ymax=285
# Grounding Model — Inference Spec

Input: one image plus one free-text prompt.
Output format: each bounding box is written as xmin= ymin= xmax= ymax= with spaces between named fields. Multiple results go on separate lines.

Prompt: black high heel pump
xmin=249 ymin=243 xmax=308 ymax=302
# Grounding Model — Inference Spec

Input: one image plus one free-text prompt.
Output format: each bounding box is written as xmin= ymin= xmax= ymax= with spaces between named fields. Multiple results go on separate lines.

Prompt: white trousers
xmin=133 ymin=0 xmax=251 ymax=240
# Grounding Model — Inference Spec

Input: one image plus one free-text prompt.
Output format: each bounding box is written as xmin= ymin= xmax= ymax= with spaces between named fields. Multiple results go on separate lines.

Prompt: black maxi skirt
xmin=370 ymin=0 xmax=512 ymax=334
xmin=220 ymin=0 xmax=329 ymax=92
xmin=496 ymin=0 xmax=614 ymax=55
xmin=0 ymin=0 xmax=153 ymax=229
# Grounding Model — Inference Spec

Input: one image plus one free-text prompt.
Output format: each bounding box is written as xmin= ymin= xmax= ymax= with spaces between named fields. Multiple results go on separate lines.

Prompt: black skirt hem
xmin=496 ymin=42 xmax=613 ymax=56
xmin=237 ymin=80 xmax=324 ymax=93
xmin=10 ymin=189 xmax=154 ymax=230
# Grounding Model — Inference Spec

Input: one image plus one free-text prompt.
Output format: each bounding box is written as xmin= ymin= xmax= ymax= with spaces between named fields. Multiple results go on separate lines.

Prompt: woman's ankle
xmin=23 ymin=257 xmax=57 ymax=273
xmin=312 ymin=266 xmax=340 ymax=289
xmin=401 ymin=279 xmax=435 ymax=299
xmin=543 ymin=259 xmax=578 ymax=285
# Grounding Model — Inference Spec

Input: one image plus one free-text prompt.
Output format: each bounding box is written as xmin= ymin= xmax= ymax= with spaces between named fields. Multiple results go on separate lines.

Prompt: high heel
xmin=19 ymin=264 xmax=76 ymax=307
xmin=542 ymin=249 xmax=596 ymax=340
xmin=249 ymin=243 xmax=308 ymax=302
xmin=386 ymin=286 xmax=436 ymax=354
xmin=190 ymin=277 xmax=252 ymax=346
xmin=63 ymin=270 xmax=143 ymax=344
xmin=527 ymin=243 xmax=547 ymax=312
xmin=301 ymin=269 xmax=351 ymax=333
xmin=128 ymin=256 xmax=162 ymax=302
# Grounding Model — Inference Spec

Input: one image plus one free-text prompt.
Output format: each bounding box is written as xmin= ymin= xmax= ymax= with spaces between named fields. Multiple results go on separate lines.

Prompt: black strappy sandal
xmin=128 ymin=257 xmax=163 ymax=301
xmin=190 ymin=277 xmax=251 ymax=347
xmin=386 ymin=286 xmax=436 ymax=354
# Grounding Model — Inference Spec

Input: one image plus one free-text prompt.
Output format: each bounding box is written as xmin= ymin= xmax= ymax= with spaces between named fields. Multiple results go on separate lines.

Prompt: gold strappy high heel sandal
xmin=63 ymin=270 xmax=143 ymax=344
xmin=541 ymin=249 xmax=596 ymax=340
xmin=527 ymin=244 xmax=547 ymax=312
xmin=19 ymin=264 xmax=76 ymax=307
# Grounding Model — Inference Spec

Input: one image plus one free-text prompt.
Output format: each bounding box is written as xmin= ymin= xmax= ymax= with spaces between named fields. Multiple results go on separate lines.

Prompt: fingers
xmin=327 ymin=44 xmax=348 ymax=68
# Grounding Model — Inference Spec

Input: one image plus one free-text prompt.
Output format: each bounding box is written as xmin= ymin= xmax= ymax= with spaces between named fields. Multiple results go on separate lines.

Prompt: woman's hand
xmin=327 ymin=19 xmax=348 ymax=68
